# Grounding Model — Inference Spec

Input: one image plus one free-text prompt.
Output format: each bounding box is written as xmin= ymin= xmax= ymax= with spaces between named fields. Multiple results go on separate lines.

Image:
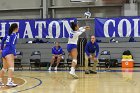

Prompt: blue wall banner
xmin=0 ymin=18 xmax=76 ymax=38
xmin=95 ymin=17 xmax=140 ymax=37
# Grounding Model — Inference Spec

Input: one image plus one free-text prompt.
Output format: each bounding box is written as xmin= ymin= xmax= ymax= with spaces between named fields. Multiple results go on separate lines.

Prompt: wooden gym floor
xmin=0 ymin=68 xmax=140 ymax=93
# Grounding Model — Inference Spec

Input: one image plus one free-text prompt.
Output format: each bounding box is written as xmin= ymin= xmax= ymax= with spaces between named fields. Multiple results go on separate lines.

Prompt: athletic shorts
xmin=2 ymin=47 xmax=15 ymax=58
xmin=67 ymin=44 xmax=77 ymax=53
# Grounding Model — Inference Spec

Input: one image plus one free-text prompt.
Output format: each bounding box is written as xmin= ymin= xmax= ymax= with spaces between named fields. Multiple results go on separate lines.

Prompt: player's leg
xmin=5 ymin=54 xmax=17 ymax=87
xmin=55 ymin=55 xmax=62 ymax=71
xmin=48 ymin=55 xmax=56 ymax=71
xmin=85 ymin=54 xmax=90 ymax=74
xmin=0 ymin=58 xmax=8 ymax=86
xmin=71 ymin=49 xmax=77 ymax=67
xmin=69 ymin=48 xmax=78 ymax=79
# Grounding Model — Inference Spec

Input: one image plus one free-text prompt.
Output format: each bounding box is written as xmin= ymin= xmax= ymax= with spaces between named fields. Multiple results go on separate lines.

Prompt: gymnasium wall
xmin=0 ymin=0 xmax=138 ymax=37
xmin=0 ymin=0 xmax=140 ymax=66
xmin=0 ymin=0 xmax=126 ymax=19
xmin=0 ymin=0 xmax=42 ymax=19
xmin=0 ymin=0 xmax=140 ymax=19
xmin=15 ymin=41 xmax=140 ymax=66
xmin=49 ymin=0 xmax=122 ymax=18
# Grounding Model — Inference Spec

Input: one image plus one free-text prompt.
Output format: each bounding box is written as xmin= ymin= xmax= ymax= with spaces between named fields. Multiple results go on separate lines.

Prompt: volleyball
xmin=84 ymin=11 xmax=91 ymax=18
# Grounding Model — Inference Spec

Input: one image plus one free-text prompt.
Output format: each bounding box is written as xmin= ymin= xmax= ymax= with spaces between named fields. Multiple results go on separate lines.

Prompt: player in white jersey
xmin=67 ymin=22 xmax=90 ymax=79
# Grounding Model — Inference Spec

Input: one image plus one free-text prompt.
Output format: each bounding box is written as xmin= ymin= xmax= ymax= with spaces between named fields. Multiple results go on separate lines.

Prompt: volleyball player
xmin=67 ymin=22 xmax=90 ymax=79
xmin=0 ymin=23 xmax=18 ymax=87
xmin=48 ymin=42 xmax=63 ymax=71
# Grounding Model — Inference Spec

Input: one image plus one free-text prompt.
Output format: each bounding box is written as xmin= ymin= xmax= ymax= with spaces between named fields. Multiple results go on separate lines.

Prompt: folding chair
xmin=98 ymin=50 xmax=111 ymax=71
xmin=30 ymin=51 xmax=41 ymax=70
xmin=14 ymin=51 xmax=23 ymax=70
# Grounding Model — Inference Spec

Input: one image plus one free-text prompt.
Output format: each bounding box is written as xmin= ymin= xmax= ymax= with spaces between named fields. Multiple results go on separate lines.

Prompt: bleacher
xmin=16 ymin=38 xmax=69 ymax=69
xmin=15 ymin=37 xmax=140 ymax=69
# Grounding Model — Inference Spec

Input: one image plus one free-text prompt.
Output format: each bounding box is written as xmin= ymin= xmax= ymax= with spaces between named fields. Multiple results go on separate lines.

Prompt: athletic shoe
xmin=54 ymin=67 xmax=57 ymax=71
xmin=0 ymin=82 xmax=4 ymax=86
xmin=85 ymin=70 xmax=90 ymax=74
xmin=69 ymin=71 xmax=78 ymax=79
xmin=6 ymin=81 xmax=18 ymax=87
xmin=89 ymin=70 xmax=97 ymax=74
xmin=48 ymin=67 xmax=51 ymax=71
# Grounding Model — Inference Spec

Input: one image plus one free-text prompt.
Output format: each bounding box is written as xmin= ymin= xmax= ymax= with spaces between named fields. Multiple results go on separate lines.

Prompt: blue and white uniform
xmin=67 ymin=27 xmax=86 ymax=52
xmin=1 ymin=33 xmax=17 ymax=58
xmin=52 ymin=46 xmax=63 ymax=55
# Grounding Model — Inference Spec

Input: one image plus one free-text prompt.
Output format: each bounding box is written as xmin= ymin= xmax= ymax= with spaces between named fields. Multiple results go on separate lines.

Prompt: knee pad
xmin=2 ymin=68 xmax=7 ymax=73
xmin=8 ymin=67 xmax=14 ymax=72
xmin=73 ymin=59 xmax=77 ymax=64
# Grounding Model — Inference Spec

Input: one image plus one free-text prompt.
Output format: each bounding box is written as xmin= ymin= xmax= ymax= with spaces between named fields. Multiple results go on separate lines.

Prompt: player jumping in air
xmin=67 ymin=22 xmax=90 ymax=79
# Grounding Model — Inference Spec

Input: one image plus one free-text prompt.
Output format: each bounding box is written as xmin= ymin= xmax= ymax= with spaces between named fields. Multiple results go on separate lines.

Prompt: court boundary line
xmin=15 ymin=76 xmax=42 ymax=93
xmin=0 ymin=77 xmax=27 ymax=92
xmin=3 ymin=70 xmax=137 ymax=92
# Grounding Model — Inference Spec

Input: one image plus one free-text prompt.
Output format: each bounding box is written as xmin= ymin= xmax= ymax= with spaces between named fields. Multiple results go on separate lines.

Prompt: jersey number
xmin=70 ymin=33 xmax=74 ymax=38
xmin=6 ymin=36 xmax=10 ymax=42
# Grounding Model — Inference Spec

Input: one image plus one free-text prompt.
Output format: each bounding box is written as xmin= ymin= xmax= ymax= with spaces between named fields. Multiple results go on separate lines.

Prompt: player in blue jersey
xmin=67 ymin=22 xmax=90 ymax=79
xmin=48 ymin=42 xmax=63 ymax=71
xmin=0 ymin=23 xmax=18 ymax=87
xmin=85 ymin=35 xmax=99 ymax=74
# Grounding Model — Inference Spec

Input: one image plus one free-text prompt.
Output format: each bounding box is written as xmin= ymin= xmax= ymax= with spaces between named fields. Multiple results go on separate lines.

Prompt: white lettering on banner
xmin=103 ymin=18 xmax=140 ymax=37
xmin=35 ymin=21 xmax=46 ymax=38
xmin=23 ymin=22 xmax=33 ymax=38
xmin=0 ymin=23 xmax=6 ymax=37
xmin=47 ymin=21 xmax=61 ymax=38
xmin=118 ymin=19 xmax=131 ymax=37
xmin=133 ymin=19 xmax=140 ymax=37
xmin=104 ymin=20 xmax=115 ymax=37
xmin=62 ymin=20 xmax=73 ymax=38
xmin=0 ymin=18 xmax=75 ymax=38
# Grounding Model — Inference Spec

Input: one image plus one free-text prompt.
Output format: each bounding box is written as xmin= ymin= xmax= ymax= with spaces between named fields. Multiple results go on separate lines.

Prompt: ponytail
xmin=70 ymin=22 xmax=77 ymax=31
xmin=8 ymin=23 xmax=18 ymax=35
